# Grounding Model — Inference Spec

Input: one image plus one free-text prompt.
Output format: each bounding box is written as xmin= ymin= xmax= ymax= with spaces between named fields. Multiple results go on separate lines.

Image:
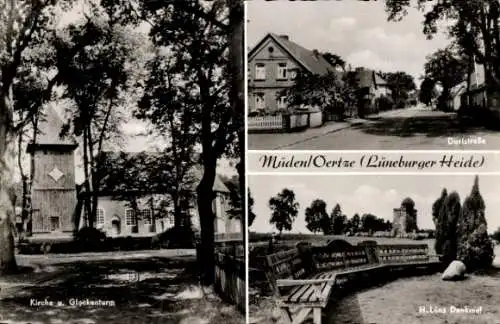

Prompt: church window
xmin=142 ymin=209 xmax=152 ymax=225
xmin=125 ymin=209 xmax=136 ymax=226
xmin=97 ymin=208 xmax=105 ymax=225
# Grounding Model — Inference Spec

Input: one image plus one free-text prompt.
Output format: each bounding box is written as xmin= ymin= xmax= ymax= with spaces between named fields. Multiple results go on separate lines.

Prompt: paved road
xmin=249 ymin=106 xmax=500 ymax=150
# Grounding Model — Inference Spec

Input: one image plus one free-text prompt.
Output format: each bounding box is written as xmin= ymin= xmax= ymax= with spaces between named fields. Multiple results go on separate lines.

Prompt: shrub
xmin=74 ymin=227 xmax=107 ymax=252
xmin=151 ymin=226 xmax=196 ymax=249
xmin=458 ymin=224 xmax=494 ymax=271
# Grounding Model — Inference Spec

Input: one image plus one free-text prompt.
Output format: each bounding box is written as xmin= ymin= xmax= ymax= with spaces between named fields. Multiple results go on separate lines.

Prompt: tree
xmin=432 ymin=188 xmax=448 ymax=255
xmin=269 ymin=189 xmax=299 ymax=235
xmin=347 ymin=213 xmax=361 ymax=234
xmin=280 ymin=70 xmax=344 ymax=109
xmin=492 ymin=227 xmax=500 ymax=242
xmin=385 ymin=0 xmax=500 ymax=108
xmin=321 ymin=52 xmax=346 ymax=71
xmin=59 ymin=14 xmax=147 ymax=229
xmin=424 ymin=48 xmax=467 ymax=111
xmin=0 ymin=0 xmax=84 ymax=274
xmin=419 ymin=77 xmax=436 ymax=107
xmin=456 ymin=176 xmax=494 ymax=270
xmin=385 ymin=71 xmax=416 ymax=108
xmin=438 ymin=191 xmax=462 ymax=267
xmin=117 ymin=0 xmax=240 ymax=286
xmin=401 ymin=197 xmax=418 ymax=233
xmin=330 ymin=204 xmax=347 ymax=235
xmin=305 ymin=199 xmax=329 ymax=234
xmin=248 ymin=189 xmax=256 ymax=227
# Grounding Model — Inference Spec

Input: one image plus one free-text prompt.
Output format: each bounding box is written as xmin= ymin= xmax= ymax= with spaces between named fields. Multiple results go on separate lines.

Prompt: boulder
xmin=442 ymin=260 xmax=466 ymax=281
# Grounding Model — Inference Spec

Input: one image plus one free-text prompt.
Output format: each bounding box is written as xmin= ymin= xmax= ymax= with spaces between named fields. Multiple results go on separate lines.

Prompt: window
xmin=168 ymin=216 xmax=174 ymax=225
xmin=125 ymin=209 xmax=136 ymax=226
xmin=255 ymin=63 xmax=266 ymax=80
xmin=277 ymin=63 xmax=287 ymax=79
xmin=255 ymin=93 xmax=265 ymax=109
xmin=142 ymin=209 xmax=152 ymax=225
xmin=50 ymin=217 xmax=60 ymax=231
xmin=277 ymin=96 xmax=287 ymax=109
xmin=97 ymin=208 xmax=105 ymax=225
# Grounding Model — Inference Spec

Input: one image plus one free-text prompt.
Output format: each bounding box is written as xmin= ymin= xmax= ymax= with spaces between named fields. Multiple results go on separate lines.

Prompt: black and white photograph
xmin=248 ymin=174 xmax=500 ymax=324
xmin=247 ymin=1 xmax=500 ymax=150
xmin=0 ymin=1 xmax=244 ymax=323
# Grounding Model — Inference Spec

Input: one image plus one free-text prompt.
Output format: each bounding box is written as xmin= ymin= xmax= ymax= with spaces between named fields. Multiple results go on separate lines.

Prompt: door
xmin=111 ymin=218 xmax=121 ymax=236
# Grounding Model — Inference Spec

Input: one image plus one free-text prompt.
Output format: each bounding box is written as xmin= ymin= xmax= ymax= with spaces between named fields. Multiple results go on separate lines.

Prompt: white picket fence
xmin=248 ymin=115 xmax=283 ymax=131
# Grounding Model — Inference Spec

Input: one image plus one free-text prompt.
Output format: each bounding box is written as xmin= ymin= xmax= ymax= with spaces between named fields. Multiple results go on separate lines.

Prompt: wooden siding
xmin=33 ymin=150 xmax=76 ymax=189
xmin=32 ymin=189 xmax=76 ymax=233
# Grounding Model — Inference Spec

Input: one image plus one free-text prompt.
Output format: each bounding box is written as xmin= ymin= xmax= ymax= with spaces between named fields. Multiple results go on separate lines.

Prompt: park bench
xmin=264 ymin=243 xmax=384 ymax=324
xmin=264 ymin=242 xmax=441 ymax=324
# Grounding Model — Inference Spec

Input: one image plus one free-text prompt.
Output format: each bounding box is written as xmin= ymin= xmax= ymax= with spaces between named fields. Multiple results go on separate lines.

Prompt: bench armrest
xmin=276 ymin=277 xmax=337 ymax=287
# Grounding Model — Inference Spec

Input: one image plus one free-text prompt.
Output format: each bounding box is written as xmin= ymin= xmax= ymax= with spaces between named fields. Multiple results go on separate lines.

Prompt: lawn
xmin=0 ymin=251 xmax=244 ymax=324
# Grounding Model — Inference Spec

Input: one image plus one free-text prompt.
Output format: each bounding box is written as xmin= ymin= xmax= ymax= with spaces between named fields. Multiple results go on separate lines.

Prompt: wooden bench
xmin=265 ymin=242 xmax=441 ymax=324
xmin=265 ymin=244 xmax=384 ymax=324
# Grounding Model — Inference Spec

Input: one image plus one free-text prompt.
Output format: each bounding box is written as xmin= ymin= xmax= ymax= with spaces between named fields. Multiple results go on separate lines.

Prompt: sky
xmin=249 ymin=175 xmax=500 ymax=234
xmin=247 ymin=0 xmax=452 ymax=83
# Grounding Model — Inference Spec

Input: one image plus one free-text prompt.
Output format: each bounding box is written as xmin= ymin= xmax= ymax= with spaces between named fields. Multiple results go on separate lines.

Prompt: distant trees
xmin=321 ymin=52 xmax=346 ymax=71
xmin=269 ymin=189 xmax=299 ymax=235
xmin=385 ymin=71 xmax=417 ymax=108
xmin=331 ymin=204 xmax=347 ymax=235
xmin=401 ymin=197 xmax=418 ymax=232
xmin=305 ymin=199 xmax=330 ymax=234
xmin=360 ymin=213 xmax=392 ymax=234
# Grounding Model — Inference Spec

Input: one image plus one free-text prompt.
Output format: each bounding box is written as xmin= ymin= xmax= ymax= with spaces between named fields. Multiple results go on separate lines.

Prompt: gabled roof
xmin=248 ymin=33 xmax=337 ymax=76
xmin=27 ymin=105 xmax=78 ymax=152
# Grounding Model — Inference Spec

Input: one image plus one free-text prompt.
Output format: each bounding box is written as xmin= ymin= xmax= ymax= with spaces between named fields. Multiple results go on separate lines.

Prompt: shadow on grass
xmin=352 ymin=114 xmax=499 ymax=138
xmin=0 ymin=256 xmax=243 ymax=324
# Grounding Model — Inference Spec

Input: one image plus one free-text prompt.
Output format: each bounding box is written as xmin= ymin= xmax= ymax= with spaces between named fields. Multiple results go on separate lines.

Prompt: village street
xmin=248 ymin=105 xmax=500 ymax=150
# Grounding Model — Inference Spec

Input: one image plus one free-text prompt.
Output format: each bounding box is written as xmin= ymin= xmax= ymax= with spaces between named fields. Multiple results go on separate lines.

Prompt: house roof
xmin=355 ymin=69 xmax=374 ymax=88
xmin=27 ymin=105 xmax=78 ymax=151
xmin=249 ymin=33 xmax=337 ymax=76
xmin=374 ymin=73 xmax=388 ymax=86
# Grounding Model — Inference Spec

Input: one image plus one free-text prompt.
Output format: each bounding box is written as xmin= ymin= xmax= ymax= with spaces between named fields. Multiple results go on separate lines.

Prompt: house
xmin=247 ymin=33 xmax=338 ymax=113
xmin=350 ymin=68 xmax=392 ymax=115
xmin=25 ymin=105 xmax=241 ymax=240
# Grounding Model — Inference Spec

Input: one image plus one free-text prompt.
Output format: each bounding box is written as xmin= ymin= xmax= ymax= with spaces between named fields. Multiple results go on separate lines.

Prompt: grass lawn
xmin=0 ymin=252 xmax=244 ymax=324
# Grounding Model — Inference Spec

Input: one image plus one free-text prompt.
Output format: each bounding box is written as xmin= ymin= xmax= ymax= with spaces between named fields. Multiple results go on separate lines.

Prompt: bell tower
xmin=27 ymin=106 xmax=78 ymax=237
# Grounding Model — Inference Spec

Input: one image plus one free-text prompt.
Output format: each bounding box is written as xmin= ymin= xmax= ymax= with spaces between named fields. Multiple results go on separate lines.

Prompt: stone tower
xmin=27 ymin=106 xmax=78 ymax=237
xmin=392 ymin=206 xmax=406 ymax=236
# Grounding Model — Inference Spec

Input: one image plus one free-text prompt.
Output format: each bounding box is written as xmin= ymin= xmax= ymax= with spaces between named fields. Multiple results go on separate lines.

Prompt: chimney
xmin=312 ymin=49 xmax=319 ymax=57
xmin=279 ymin=35 xmax=289 ymax=40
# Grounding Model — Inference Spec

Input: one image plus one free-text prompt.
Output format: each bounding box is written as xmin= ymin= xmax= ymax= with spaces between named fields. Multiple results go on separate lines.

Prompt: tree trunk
xmin=196 ymin=162 xmax=217 ymax=286
xmin=82 ymin=129 xmax=92 ymax=229
xmin=0 ymin=91 xmax=18 ymax=274
xmin=229 ymin=0 xmax=245 ymax=249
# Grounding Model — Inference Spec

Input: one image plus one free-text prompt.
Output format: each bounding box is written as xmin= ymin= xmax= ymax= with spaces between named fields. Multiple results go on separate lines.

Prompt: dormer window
xmin=277 ymin=63 xmax=287 ymax=80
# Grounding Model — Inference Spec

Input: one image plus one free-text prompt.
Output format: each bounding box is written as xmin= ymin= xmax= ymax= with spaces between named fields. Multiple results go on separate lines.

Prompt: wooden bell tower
xmin=27 ymin=106 xmax=78 ymax=238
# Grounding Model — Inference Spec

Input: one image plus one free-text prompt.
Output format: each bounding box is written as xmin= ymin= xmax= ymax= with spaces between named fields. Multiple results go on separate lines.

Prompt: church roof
xmin=27 ymin=105 xmax=78 ymax=151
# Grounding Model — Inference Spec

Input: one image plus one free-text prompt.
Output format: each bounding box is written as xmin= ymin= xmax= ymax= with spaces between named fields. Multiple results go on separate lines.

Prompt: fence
xmin=214 ymin=241 xmax=245 ymax=313
xmin=248 ymin=115 xmax=284 ymax=131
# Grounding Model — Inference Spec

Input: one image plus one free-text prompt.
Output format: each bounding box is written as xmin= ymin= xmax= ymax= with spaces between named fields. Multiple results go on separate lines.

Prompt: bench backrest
xmin=265 ymin=248 xmax=313 ymax=293
xmin=311 ymin=245 xmax=373 ymax=272
xmin=376 ymin=244 xmax=430 ymax=264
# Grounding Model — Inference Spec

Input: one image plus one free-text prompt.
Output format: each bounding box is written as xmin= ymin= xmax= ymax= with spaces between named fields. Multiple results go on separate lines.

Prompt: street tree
xmin=269 ymin=188 xmax=299 ymax=235
xmin=424 ymin=48 xmax=467 ymax=111
xmin=419 ymin=77 xmax=436 ymax=107
xmin=385 ymin=0 xmax=500 ymax=107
